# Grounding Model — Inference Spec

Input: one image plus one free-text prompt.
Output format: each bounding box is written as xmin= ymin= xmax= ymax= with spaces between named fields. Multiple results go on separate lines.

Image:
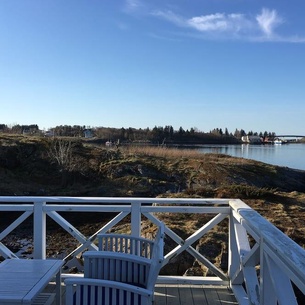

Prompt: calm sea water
xmin=197 ymin=143 xmax=305 ymax=171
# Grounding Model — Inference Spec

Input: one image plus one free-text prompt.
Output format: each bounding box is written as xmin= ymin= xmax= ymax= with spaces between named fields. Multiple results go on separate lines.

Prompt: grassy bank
xmin=0 ymin=135 xmax=305 ymax=250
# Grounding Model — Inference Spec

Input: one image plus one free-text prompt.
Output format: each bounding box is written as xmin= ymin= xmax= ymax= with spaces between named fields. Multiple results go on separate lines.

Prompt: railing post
xmin=228 ymin=212 xmax=235 ymax=280
xmin=130 ymin=201 xmax=141 ymax=237
xmin=228 ymin=203 xmax=239 ymax=281
xmin=33 ymin=201 xmax=46 ymax=259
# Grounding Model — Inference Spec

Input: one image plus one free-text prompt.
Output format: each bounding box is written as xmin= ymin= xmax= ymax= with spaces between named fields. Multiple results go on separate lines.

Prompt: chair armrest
xmin=65 ymin=278 xmax=152 ymax=305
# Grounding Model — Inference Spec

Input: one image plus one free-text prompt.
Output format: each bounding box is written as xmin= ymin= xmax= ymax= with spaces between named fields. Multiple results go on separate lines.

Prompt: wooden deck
xmin=154 ymin=284 xmax=238 ymax=305
xmin=46 ymin=282 xmax=238 ymax=305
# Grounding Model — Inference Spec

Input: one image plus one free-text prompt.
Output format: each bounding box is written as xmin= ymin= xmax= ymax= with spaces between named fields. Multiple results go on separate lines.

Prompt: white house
xmin=241 ymin=135 xmax=262 ymax=144
xmin=84 ymin=129 xmax=93 ymax=138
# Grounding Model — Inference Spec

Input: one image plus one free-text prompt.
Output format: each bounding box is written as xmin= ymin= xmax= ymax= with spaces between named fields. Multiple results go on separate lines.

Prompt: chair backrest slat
xmin=98 ymin=234 xmax=155 ymax=258
xmin=84 ymin=251 xmax=151 ymax=287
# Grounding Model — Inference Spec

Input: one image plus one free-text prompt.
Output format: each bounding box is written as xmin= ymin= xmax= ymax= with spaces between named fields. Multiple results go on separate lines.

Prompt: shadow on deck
xmin=46 ymin=281 xmax=238 ymax=305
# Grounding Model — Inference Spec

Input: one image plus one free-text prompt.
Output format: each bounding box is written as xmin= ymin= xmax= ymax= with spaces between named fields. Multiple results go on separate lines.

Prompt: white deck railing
xmin=0 ymin=197 xmax=304 ymax=305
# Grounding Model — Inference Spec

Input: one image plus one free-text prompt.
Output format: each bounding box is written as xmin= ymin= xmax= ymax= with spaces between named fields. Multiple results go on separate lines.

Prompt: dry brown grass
xmin=121 ymin=145 xmax=204 ymax=159
xmin=119 ymin=145 xmax=250 ymax=168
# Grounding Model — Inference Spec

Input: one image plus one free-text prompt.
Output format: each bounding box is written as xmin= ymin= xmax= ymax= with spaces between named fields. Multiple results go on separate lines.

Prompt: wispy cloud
xmin=152 ymin=10 xmax=185 ymax=27
xmin=188 ymin=13 xmax=253 ymax=34
xmin=124 ymin=0 xmax=142 ymax=12
xmin=152 ymin=8 xmax=305 ymax=43
xmin=256 ymin=8 xmax=283 ymax=37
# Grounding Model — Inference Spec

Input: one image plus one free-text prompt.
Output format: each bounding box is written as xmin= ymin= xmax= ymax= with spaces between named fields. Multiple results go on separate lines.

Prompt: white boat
xmin=274 ymin=138 xmax=287 ymax=144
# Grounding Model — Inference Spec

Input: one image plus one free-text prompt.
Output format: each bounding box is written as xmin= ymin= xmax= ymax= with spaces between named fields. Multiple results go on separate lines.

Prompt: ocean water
xmin=197 ymin=143 xmax=305 ymax=171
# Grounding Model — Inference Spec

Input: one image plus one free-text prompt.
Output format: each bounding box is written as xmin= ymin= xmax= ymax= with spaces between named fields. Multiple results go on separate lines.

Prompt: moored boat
xmin=273 ymin=138 xmax=287 ymax=144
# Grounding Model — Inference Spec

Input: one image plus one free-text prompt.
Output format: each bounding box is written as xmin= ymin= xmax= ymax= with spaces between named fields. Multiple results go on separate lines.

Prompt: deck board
xmin=154 ymin=285 xmax=167 ymax=305
xmin=162 ymin=285 xmax=181 ymax=305
xmin=46 ymin=282 xmax=238 ymax=305
xmin=204 ymin=287 xmax=221 ymax=305
xmin=178 ymin=285 xmax=194 ymax=305
xmin=190 ymin=284 xmax=207 ymax=305
xmin=216 ymin=287 xmax=238 ymax=305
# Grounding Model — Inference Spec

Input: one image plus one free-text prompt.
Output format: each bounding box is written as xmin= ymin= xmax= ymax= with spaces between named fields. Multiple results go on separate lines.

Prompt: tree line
xmin=0 ymin=124 xmax=279 ymax=145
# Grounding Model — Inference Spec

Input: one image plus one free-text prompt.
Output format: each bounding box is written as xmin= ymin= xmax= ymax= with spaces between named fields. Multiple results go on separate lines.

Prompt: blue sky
xmin=1 ymin=0 xmax=305 ymax=135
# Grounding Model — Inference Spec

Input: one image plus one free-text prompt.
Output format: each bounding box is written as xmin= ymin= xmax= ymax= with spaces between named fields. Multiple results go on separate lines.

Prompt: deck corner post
xmin=228 ymin=211 xmax=234 ymax=280
xmin=33 ymin=201 xmax=46 ymax=259
xmin=228 ymin=203 xmax=239 ymax=282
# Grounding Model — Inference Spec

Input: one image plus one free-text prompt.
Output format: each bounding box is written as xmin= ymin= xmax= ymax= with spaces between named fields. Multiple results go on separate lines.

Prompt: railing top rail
xmin=230 ymin=199 xmax=305 ymax=280
xmin=0 ymin=196 xmax=232 ymax=205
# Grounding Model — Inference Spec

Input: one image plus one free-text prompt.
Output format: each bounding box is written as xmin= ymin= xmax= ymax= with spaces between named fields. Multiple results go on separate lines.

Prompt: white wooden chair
xmin=82 ymin=223 xmax=165 ymax=303
xmin=65 ymin=278 xmax=151 ymax=305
